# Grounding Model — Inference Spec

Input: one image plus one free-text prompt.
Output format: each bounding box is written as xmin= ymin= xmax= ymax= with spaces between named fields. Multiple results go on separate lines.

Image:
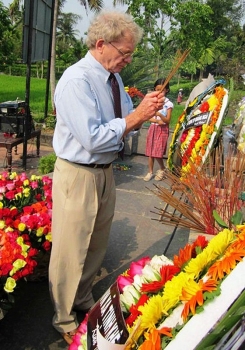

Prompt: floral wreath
xmin=167 ymin=80 xmax=228 ymax=174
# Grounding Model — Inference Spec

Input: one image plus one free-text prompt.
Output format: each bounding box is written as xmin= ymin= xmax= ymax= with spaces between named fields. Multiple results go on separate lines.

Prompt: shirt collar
xmin=85 ymin=51 xmax=112 ymax=83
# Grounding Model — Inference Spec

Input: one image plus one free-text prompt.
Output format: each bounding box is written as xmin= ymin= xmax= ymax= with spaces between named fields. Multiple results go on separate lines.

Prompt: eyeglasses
xmin=109 ymin=42 xmax=134 ymax=58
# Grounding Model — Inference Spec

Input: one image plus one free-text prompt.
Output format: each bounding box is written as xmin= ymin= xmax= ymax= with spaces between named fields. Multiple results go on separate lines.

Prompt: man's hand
xmin=136 ymin=91 xmax=164 ymax=121
xmin=124 ymin=91 xmax=164 ymax=135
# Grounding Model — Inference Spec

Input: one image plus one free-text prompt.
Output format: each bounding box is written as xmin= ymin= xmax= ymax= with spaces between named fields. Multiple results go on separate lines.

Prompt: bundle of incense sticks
xmin=160 ymin=48 xmax=191 ymax=92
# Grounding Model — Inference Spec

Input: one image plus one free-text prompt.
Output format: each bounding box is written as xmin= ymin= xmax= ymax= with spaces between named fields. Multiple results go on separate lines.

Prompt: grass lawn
xmin=0 ymin=75 xmax=51 ymax=122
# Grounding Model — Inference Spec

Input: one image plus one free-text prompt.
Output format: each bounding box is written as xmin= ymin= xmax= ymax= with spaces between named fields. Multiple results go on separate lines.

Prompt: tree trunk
xmin=199 ymin=69 xmax=204 ymax=81
xmin=50 ymin=0 xmax=58 ymax=112
xmin=41 ymin=61 xmax=44 ymax=79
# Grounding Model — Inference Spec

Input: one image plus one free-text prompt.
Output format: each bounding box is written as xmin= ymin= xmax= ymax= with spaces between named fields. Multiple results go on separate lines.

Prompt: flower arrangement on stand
xmin=0 ymin=171 xmax=52 ymax=318
xmin=69 ymin=225 xmax=245 ymax=349
xmin=167 ymin=80 xmax=228 ymax=175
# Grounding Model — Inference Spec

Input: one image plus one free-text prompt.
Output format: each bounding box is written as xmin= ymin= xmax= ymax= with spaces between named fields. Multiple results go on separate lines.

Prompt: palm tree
xmin=56 ymin=12 xmax=81 ymax=46
xmin=50 ymin=0 xmax=107 ymax=110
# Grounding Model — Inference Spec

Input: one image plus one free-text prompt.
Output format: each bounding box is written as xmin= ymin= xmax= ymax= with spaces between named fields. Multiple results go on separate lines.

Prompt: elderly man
xmin=49 ymin=10 xmax=164 ymax=345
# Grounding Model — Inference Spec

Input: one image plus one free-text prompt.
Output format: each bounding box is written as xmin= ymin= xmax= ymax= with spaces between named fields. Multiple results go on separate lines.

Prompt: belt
xmin=66 ymin=160 xmax=112 ymax=169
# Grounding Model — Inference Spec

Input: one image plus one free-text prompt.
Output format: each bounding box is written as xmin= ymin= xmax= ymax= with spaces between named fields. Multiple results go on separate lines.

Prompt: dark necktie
xmin=109 ymin=73 xmax=124 ymax=159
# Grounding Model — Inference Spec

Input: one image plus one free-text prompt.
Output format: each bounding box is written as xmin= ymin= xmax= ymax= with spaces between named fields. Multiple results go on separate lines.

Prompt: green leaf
xmin=213 ymin=210 xmax=228 ymax=228
xmin=231 ymin=210 xmax=243 ymax=225
xmin=195 ymin=290 xmax=245 ymax=349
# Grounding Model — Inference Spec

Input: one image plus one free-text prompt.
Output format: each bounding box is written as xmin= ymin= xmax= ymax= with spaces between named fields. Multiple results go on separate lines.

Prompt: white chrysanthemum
xmin=150 ymin=255 xmax=173 ymax=271
xmin=120 ymin=285 xmax=141 ymax=311
xmin=133 ymin=274 xmax=148 ymax=292
xmin=142 ymin=264 xmax=160 ymax=282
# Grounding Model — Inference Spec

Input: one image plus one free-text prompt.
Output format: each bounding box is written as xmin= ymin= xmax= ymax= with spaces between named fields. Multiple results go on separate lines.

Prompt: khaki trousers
xmin=49 ymin=157 xmax=116 ymax=333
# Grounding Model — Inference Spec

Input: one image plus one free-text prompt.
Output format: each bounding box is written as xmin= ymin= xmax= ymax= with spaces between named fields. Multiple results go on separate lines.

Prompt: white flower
xmin=150 ymin=255 xmax=173 ymax=272
xmin=132 ymin=274 xmax=148 ymax=292
xmin=142 ymin=264 xmax=160 ymax=281
xmin=120 ymin=285 xmax=141 ymax=311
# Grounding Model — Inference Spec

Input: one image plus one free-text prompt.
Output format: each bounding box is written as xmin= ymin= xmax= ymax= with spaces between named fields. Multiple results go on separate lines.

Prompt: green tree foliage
xmin=206 ymin=0 xmax=242 ymax=38
xmin=2 ymin=0 xmax=245 ymax=90
xmin=78 ymin=0 xmax=104 ymax=13
xmin=56 ymin=11 xmax=85 ymax=66
xmin=0 ymin=1 xmax=18 ymax=66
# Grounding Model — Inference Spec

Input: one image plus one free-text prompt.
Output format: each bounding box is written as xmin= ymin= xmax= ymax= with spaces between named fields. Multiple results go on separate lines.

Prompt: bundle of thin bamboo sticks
xmin=150 ymin=147 xmax=245 ymax=235
xmin=160 ymin=49 xmax=191 ymax=92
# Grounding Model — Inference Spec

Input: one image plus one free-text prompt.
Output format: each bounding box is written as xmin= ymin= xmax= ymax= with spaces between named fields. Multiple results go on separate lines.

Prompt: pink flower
xmin=128 ymin=256 xmax=151 ymax=277
xmin=30 ymin=181 xmax=38 ymax=189
xmin=78 ymin=314 xmax=89 ymax=334
xmin=20 ymin=173 xmax=27 ymax=181
xmin=69 ymin=314 xmax=89 ymax=350
xmin=0 ymin=186 xmax=6 ymax=193
xmin=6 ymin=183 xmax=15 ymax=191
xmin=117 ymin=274 xmax=134 ymax=292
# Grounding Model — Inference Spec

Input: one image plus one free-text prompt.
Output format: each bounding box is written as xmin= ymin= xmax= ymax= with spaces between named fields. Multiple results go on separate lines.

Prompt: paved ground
xmin=0 ymin=137 xmax=189 ymax=350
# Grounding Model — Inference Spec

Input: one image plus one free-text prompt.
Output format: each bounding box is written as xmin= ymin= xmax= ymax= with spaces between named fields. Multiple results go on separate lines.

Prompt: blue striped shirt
xmin=53 ymin=51 xmax=133 ymax=164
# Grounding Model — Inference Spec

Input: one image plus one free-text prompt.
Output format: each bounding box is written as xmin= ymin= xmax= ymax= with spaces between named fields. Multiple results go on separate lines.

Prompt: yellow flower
xmin=23 ymin=179 xmax=30 ymax=186
xmin=0 ymin=202 xmax=3 ymax=209
xmin=4 ymin=277 xmax=17 ymax=293
xmin=184 ymin=251 xmax=210 ymax=278
xmin=16 ymin=236 xmax=29 ymax=253
xmin=207 ymin=95 xmax=218 ymax=110
xmin=9 ymin=259 xmax=27 ymax=276
xmin=36 ymin=227 xmax=44 ymax=237
xmin=18 ymin=222 xmax=26 ymax=232
xmin=184 ymin=229 xmax=235 ymax=278
xmin=30 ymin=174 xmax=41 ymax=181
xmin=235 ymin=224 xmax=245 ymax=231
xmin=15 ymin=192 xmax=22 ymax=199
xmin=46 ymin=233 xmax=52 ymax=242
xmin=195 ymin=139 xmax=203 ymax=151
xmin=206 ymin=228 xmax=234 ymax=256
xmin=9 ymin=172 xmax=17 ymax=180
xmin=129 ymin=295 xmax=167 ymax=344
xmin=138 ymin=294 xmax=167 ymax=330
xmin=0 ymin=220 xmax=5 ymax=229
xmin=162 ymin=272 xmax=190 ymax=306
xmin=23 ymin=188 xmax=30 ymax=197
xmin=191 ymin=147 xmax=197 ymax=159
xmin=14 ymin=258 xmax=27 ymax=268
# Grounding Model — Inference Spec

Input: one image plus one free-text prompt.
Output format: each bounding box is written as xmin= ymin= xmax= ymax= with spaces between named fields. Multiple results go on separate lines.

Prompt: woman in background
xmin=177 ymin=88 xmax=183 ymax=104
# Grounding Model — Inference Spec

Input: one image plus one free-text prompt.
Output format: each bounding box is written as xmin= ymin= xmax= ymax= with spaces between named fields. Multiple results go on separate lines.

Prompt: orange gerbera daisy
xmin=139 ymin=327 xmax=173 ymax=350
xmin=173 ymin=235 xmax=208 ymax=269
xmin=173 ymin=244 xmax=193 ymax=269
xmin=207 ymin=248 xmax=245 ymax=280
xmin=181 ymin=278 xmax=218 ymax=321
xmin=139 ymin=328 xmax=161 ymax=350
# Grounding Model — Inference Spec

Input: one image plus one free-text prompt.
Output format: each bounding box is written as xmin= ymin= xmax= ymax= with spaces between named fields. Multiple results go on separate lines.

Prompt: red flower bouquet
xmin=0 ymin=171 xmax=52 ymax=317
